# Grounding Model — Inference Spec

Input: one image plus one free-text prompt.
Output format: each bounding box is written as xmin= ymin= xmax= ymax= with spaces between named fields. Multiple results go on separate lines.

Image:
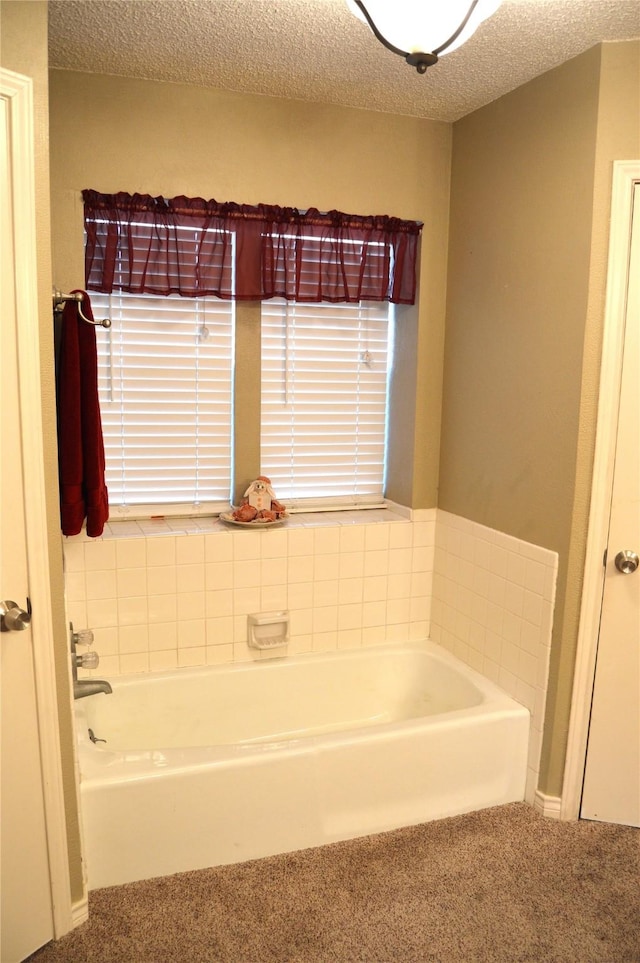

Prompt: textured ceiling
xmin=48 ymin=0 xmax=640 ymax=122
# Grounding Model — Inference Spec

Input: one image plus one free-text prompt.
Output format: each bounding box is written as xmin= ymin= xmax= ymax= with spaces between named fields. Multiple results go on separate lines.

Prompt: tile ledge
xmin=64 ymin=505 xmax=418 ymax=542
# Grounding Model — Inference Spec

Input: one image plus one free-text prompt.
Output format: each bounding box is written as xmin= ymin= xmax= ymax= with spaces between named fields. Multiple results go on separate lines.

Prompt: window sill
xmin=64 ymin=503 xmax=428 ymax=542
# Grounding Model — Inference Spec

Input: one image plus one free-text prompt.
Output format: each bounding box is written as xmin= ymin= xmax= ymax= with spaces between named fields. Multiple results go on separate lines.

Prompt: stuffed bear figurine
xmin=232 ymin=476 xmax=286 ymax=522
xmin=244 ymin=476 xmax=276 ymax=513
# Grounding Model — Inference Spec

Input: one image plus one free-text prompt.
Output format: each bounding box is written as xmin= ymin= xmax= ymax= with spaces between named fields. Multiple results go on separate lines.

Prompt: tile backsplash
xmin=64 ymin=508 xmax=435 ymax=676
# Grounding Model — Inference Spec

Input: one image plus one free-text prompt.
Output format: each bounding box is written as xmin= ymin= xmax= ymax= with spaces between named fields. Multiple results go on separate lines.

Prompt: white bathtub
xmin=75 ymin=641 xmax=529 ymax=889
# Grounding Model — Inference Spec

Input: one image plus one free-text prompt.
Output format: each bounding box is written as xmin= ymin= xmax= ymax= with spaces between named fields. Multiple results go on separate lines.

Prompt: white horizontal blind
xmin=260 ymin=298 xmax=391 ymax=506
xmin=90 ymin=290 xmax=234 ymax=515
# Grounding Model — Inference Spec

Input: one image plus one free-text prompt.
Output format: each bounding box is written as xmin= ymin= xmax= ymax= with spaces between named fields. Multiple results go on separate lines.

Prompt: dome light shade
xmin=347 ymin=0 xmax=503 ymax=73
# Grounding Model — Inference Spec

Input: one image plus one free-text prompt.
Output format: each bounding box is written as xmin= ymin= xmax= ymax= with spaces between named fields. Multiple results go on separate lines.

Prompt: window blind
xmin=89 ymin=290 xmax=234 ymax=515
xmin=260 ymin=297 xmax=392 ymax=508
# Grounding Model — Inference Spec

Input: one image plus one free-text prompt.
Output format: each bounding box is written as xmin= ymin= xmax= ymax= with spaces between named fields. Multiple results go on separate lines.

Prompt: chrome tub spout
xmin=74 ymin=679 xmax=113 ymax=699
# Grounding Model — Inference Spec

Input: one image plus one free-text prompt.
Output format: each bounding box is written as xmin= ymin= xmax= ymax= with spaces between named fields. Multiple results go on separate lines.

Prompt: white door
xmin=581 ymin=181 xmax=640 ymax=827
xmin=1 ymin=70 xmax=67 ymax=961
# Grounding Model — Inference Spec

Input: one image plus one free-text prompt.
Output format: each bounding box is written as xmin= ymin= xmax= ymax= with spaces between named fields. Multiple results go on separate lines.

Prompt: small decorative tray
xmin=219 ymin=511 xmax=287 ymax=528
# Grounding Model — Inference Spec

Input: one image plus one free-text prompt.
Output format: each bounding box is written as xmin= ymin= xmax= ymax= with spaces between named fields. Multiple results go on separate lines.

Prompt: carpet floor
xmin=28 ymin=803 xmax=639 ymax=963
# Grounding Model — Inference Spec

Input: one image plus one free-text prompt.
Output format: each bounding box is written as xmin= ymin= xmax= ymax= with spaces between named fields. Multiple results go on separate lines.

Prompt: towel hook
xmin=52 ymin=290 xmax=111 ymax=328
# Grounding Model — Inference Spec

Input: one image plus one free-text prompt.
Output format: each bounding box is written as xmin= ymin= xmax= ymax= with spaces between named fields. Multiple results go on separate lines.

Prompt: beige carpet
xmin=28 ymin=803 xmax=639 ymax=963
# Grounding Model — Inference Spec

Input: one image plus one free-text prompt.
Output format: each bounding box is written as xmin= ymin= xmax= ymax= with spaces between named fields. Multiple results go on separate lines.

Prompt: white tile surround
xmin=431 ymin=511 xmax=558 ymax=801
xmin=64 ymin=507 xmax=435 ymax=675
xmin=64 ymin=506 xmax=557 ymax=799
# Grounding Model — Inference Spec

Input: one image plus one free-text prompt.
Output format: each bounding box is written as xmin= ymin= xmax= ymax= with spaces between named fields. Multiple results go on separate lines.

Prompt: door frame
xmin=2 ymin=67 xmax=74 ymax=938
xmin=562 ymin=160 xmax=640 ymax=820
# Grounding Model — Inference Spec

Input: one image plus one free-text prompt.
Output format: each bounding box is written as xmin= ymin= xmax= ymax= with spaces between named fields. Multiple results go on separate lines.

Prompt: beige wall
xmin=0 ymin=2 xmax=84 ymax=902
xmin=48 ymin=70 xmax=452 ymax=508
xmin=440 ymin=41 xmax=640 ymax=795
xmin=544 ymin=41 xmax=640 ymax=793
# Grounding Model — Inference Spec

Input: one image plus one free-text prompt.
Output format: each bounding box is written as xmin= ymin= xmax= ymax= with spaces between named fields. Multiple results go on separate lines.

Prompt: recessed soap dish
xmin=248 ymin=610 xmax=290 ymax=649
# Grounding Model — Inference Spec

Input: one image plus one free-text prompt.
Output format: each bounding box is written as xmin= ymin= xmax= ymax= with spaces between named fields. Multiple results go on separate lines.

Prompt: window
xmin=261 ymin=298 xmax=392 ymax=508
xmin=90 ymin=290 xmax=234 ymax=515
xmin=81 ymin=190 xmax=421 ymax=517
xmin=91 ymin=290 xmax=390 ymax=516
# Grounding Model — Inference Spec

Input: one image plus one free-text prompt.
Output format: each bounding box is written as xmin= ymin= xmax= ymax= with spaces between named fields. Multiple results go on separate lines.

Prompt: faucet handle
xmin=73 ymin=628 xmax=95 ymax=646
xmin=75 ymin=650 xmax=100 ymax=670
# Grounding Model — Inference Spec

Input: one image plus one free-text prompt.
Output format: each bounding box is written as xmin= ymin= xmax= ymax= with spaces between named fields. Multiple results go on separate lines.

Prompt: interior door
xmin=0 ymin=78 xmax=55 ymax=961
xmin=581 ymin=181 xmax=640 ymax=827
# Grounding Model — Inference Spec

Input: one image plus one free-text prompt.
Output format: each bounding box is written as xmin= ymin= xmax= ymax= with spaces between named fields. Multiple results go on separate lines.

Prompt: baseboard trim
xmin=71 ymin=895 xmax=89 ymax=929
xmin=534 ymin=790 xmax=562 ymax=819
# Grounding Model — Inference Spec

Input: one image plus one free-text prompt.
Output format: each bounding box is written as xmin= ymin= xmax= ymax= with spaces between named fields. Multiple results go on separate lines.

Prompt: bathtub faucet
xmin=74 ymin=678 xmax=113 ymax=699
xmin=70 ymin=623 xmax=112 ymax=699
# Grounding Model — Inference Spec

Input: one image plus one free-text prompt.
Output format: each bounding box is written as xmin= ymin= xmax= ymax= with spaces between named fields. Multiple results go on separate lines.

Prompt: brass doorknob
xmin=614 ymin=550 xmax=639 ymax=574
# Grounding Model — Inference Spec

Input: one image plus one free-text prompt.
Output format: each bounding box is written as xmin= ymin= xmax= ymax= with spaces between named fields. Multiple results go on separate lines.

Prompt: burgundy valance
xmin=83 ymin=189 xmax=422 ymax=305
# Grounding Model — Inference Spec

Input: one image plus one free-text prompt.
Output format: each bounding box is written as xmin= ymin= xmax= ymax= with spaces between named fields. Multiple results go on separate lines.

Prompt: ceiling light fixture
xmin=347 ymin=0 xmax=503 ymax=74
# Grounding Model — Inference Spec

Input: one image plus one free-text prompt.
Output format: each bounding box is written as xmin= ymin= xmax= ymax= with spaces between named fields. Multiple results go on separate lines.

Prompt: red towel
xmin=57 ymin=290 xmax=109 ymax=537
